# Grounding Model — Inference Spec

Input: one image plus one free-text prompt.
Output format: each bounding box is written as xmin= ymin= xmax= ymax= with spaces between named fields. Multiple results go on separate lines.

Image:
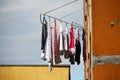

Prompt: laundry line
xmin=40 ymin=13 xmax=90 ymax=32
xmin=40 ymin=13 xmax=83 ymax=28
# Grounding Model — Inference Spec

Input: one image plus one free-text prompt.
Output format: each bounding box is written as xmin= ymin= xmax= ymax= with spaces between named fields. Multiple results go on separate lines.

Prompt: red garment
xmin=54 ymin=20 xmax=58 ymax=56
xmin=69 ymin=26 xmax=75 ymax=64
xmin=54 ymin=20 xmax=61 ymax=64
xmin=69 ymin=26 xmax=75 ymax=54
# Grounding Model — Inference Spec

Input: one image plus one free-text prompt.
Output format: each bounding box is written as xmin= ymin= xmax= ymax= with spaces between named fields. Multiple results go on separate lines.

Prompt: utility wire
xmin=0 ymin=16 xmax=41 ymax=29
xmin=44 ymin=0 xmax=79 ymax=15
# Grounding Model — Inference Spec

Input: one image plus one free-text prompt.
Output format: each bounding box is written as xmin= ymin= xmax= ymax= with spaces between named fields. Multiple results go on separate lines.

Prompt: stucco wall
xmin=0 ymin=65 xmax=70 ymax=80
xmin=93 ymin=64 xmax=120 ymax=80
xmin=92 ymin=0 xmax=120 ymax=55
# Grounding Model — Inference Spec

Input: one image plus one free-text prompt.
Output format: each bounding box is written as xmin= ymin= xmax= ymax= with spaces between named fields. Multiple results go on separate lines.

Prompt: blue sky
xmin=0 ymin=0 xmax=84 ymax=80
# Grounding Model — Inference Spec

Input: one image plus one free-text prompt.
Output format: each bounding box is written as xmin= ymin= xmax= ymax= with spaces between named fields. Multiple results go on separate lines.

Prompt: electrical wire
xmin=44 ymin=0 xmax=79 ymax=15
xmin=0 ymin=16 xmax=41 ymax=29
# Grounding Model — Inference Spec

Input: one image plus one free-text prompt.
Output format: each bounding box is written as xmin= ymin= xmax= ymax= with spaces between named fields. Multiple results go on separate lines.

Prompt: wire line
xmin=60 ymin=8 xmax=83 ymax=19
xmin=0 ymin=16 xmax=41 ymax=29
xmin=41 ymin=13 xmax=83 ymax=27
xmin=44 ymin=0 xmax=79 ymax=15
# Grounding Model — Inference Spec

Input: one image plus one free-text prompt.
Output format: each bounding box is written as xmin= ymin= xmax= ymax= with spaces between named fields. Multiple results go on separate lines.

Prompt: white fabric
xmin=76 ymin=28 xmax=79 ymax=40
xmin=59 ymin=22 xmax=64 ymax=51
xmin=59 ymin=22 xmax=63 ymax=32
xmin=64 ymin=27 xmax=68 ymax=50
xmin=45 ymin=24 xmax=52 ymax=61
xmin=69 ymin=48 xmax=75 ymax=54
xmin=40 ymin=50 xmax=46 ymax=60
xmin=59 ymin=33 xmax=64 ymax=50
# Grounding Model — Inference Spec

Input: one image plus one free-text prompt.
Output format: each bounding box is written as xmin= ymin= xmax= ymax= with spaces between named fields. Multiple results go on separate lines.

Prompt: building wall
xmin=92 ymin=0 xmax=120 ymax=55
xmin=0 ymin=65 xmax=70 ymax=80
xmin=92 ymin=0 xmax=120 ymax=80
xmin=84 ymin=0 xmax=120 ymax=80
xmin=93 ymin=64 xmax=120 ymax=80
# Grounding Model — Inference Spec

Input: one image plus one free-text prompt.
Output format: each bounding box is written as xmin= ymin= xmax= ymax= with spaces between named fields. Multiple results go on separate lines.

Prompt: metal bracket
xmin=93 ymin=55 xmax=120 ymax=66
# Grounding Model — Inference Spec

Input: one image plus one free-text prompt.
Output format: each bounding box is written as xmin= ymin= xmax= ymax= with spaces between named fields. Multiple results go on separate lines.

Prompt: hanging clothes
xmin=41 ymin=17 xmax=48 ymax=60
xmin=75 ymin=28 xmax=81 ymax=65
xmin=54 ymin=20 xmax=62 ymax=64
xmin=50 ymin=24 xmax=53 ymax=71
xmin=45 ymin=23 xmax=53 ymax=72
xmin=58 ymin=22 xmax=64 ymax=55
xmin=69 ymin=26 xmax=75 ymax=54
xmin=45 ymin=23 xmax=52 ymax=61
xmin=82 ymin=29 xmax=86 ymax=62
xmin=69 ymin=25 xmax=75 ymax=64
xmin=64 ymin=26 xmax=70 ymax=59
xmin=40 ymin=17 xmax=53 ymax=71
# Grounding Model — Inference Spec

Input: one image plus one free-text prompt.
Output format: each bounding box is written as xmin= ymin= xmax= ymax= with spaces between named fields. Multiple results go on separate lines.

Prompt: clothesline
xmin=40 ymin=13 xmax=81 ymax=27
xmin=40 ymin=13 xmax=90 ymax=32
xmin=40 ymin=0 xmax=87 ymax=72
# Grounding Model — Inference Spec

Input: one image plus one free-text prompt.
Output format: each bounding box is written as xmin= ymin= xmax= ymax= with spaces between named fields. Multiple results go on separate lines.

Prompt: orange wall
xmin=0 ymin=65 xmax=70 ymax=80
xmin=93 ymin=64 xmax=120 ymax=80
xmin=92 ymin=0 xmax=120 ymax=55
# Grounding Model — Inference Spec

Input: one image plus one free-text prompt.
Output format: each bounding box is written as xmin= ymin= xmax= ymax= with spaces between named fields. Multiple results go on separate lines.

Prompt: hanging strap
xmin=43 ymin=16 xmax=47 ymax=24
